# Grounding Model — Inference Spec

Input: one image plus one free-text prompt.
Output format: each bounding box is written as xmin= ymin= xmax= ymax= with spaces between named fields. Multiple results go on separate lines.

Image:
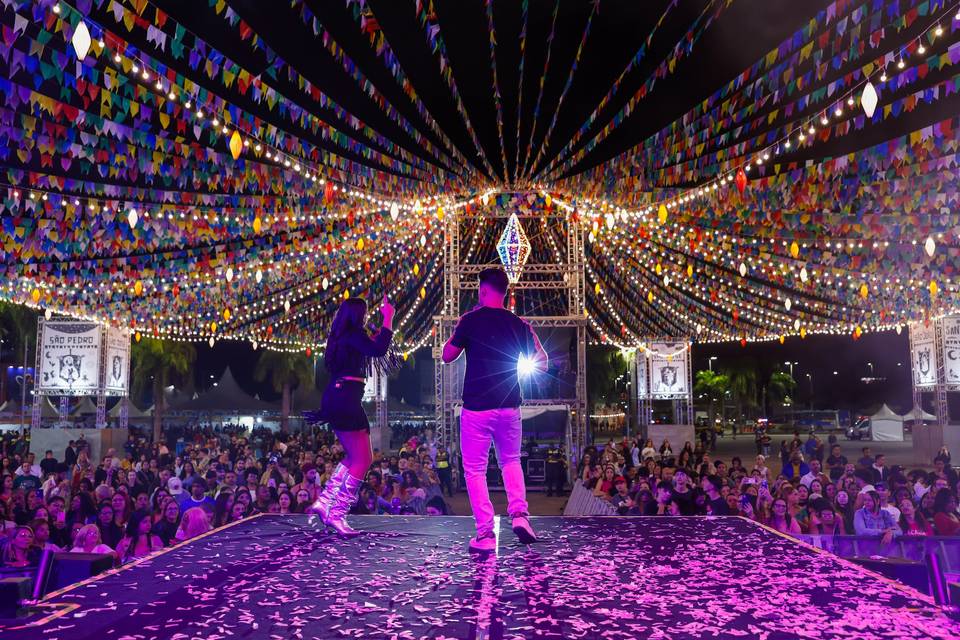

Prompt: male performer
xmin=545 ymin=443 xmax=566 ymax=497
xmin=442 ymin=267 xmax=547 ymax=552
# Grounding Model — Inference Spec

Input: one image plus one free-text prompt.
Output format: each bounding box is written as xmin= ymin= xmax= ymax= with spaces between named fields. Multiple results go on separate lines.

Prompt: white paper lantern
xmin=225 ymin=267 xmax=233 ymax=282
xmin=861 ymin=81 xmax=878 ymax=118
xmin=255 ymin=269 xmax=263 ymax=284
xmin=390 ymin=203 xmax=399 ymax=220
xmin=924 ymin=236 xmax=935 ymax=257
xmin=739 ymin=262 xmax=747 ymax=277
xmin=784 ymin=298 xmax=792 ymax=311
xmin=283 ymin=299 xmax=290 ymax=313
xmin=208 ymin=337 xmax=215 ymax=348
xmin=127 ymin=208 xmax=138 ymax=228
xmin=71 ymin=22 xmax=92 ymax=61
xmin=322 ymin=277 xmax=329 ymax=290
xmin=800 ymin=267 xmax=808 ymax=283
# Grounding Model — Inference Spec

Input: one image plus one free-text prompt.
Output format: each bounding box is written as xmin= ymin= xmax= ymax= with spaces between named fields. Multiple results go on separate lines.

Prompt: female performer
xmin=307 ymin=296 xmax=395 ymax=536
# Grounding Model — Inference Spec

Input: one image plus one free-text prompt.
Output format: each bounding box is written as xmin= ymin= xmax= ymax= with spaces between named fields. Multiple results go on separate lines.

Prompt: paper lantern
xmin=686 ymin=264 xmax=693 ymax=278
xmin=545 ymin=194 xmax=552 ymax=207
xmin=253 ymin=217 xmax=262 ymax=233
xmin=861 ymin=81 xmax=878 ymax=118
xmin=895 ymin=324 xmax=902 ymax=335
xmin=344 ymin=290 xmax=350 ymax=299
xmin=657 ymin=204 xmax=667 ymax=225
xmin=413 ymin=264 xmax=420 ymax=276
xmin=595 ymin=283 xmax=601 ymax=295
xmin=739 ymin=262 xmax=747 ymax=277
xmin=784 ymin=298 xmax=791 ymax=311
xmin=794 ymin=318 xmax=801 ymax=331
xmin=496 ymin=213 xmax=531 ymax=283
xmin=799 ymin=267 xmax=808 ymax=283
xmin=172 ymin=284 xmax=180 ymax=297
xmin=322 ymin=277 xmax=329 ymax=290
xmin=800 ymin=327 xmax=807 ymax=338
xmin=390 ymin=203 xmax=399 ymax=220
xmin=252 ymin=340 xmax=258 ymax=350
xmin=647 ymin=291 xmax=654 ymax=303
xmin=127 ymin=208 xmax=138 ymax=228
xmin=209 ymin=337 xmax=215 ymax=348
xmin=134 ymin=280 xmax=143 ymax=296
xmin=437 ymin=206 xmax=445 ymax=220
xmin=210 ymin=321 xmax=217 ymax=333
xmin=229 ymin=130 xmax=243 ymax=160
xmin=779 ymin=335 xmax=785 ymax=344
xmin=859 ymin=283 xmax=868 ymax=299
xmin=924 ymin=236 xmax=935 ymax=257
xmin=255 ymin=269 xmax=263 ymax=284
xmin=134 ymin=331 xmax=141 ymax=342
xmin=740 ymin=338 xmax=747 ymax=347
xmin=929 ymin=280 xmax=938 ymax=297
xmin=735 ymin=168 xmax=747 ymax=194
xmin=284 ymin=300 xmax=290 ymax=313
xmin=225 ymin=267 xmax=233 ymax=282
xmin=223 ymin=308 xmax=231 ymax=322
xmin=356 ymin=238 xmax=365 ymax=250
xmin=71 ymin=22 xmax=92 ymax=61
xmin=305 ymin=347 xmax=312 ymax=357
xmin=30 ymin=288 xmax=40 ymax=303
xmin=655 ymin=263 xmax=663 ymax=276
xmin=44 ymin=308 xmax=52 ymax=321
xmin=790 ymin=241 xmax=799 ymax=258
xmin=420 ymin=287 xmax=426 ymax=299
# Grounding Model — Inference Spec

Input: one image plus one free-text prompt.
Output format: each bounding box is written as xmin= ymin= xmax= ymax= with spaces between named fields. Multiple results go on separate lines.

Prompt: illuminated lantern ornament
xmin=794 ymin=318 xmax=801 ymax=331
xmin=784 ymin=298 xmax=792 ymax=311
xmin=357 ymin=238 xmax=365 ymax=250
xmin=929 ymin=280 xmax=938 ymax=297
xmin=647 ymin=291 xmax=654 ymax=303
xmin=605 ymin=213 xmax=615 ymax=230
xmin=800 ymin=267 xmax=808 ymax=283
xmin=779 ymin=335 xmax=785 ymax=345
xmin=223 ymin=308 xmax=231 ymax=322
xmin=225 ymin=267 xmax=234 ymax=282
xmin=210 ymin=321 xmax=218 ymax=333
xmin=739 ymin=262 xmax=747 ymax=277
xmin=853 ymin=325 xmax=863 ymax=340
xmin=496 ymin=213 xmax=532 ymax=283
xmin=861 ymin=81 xmax=878 ymax=118
xmin=127 ymin=208 xmax=138 ymax=228
xmin=209 ymin=337 xmax=215 ymax=348
xmin=735 ymin=168 xmax=747 ymax=194
xmin=732 ymin=309 xmax=740 ymax=322
xmin=44 ymin=308 xmax=52 ymax=321
xmin=253 ymin=217 xmax=262 ymax=233
xmin=595 ymin=283 xmax=601 ymax=295
xmin=134 ymin=331 xmax=141 ymax=342
xmin=437 ymin=206 xmax=445 ymax=220
xmin=251 ymin=340 xmax=258 ymax=350
xmin=420 ymin=287 xmax=426 ymax=299
xmin=686 ymin=264 xmax=693 ymax=278
xmin=255 ymin=269 xmax=263 ymax=284
xmin=896 ymin=324 xmax=902 ymax=335
xmin=657 ymin=204 xmax=667 ymax=225
xmin=655 ymin=263 xmax=663 ymax=276
xmin=403 ymin=352 xmax=410 ymax=361
xmin=172 ymin=283 xmax=180 ymax=297
xmin=324 ymin=182 xmax=334 ymax=203
xmin=390 ymin=203 xmax=399 ymax=220
xmin=800 ymin=327 xmax=807 ymax=338
xmin=859 ymin=283 xmax=868 ymax=299
xmin=481 ymin=193 xmax=489 ymax=206
xmin=344 ymin=290 xmax=350 ymax=299
xmin=740 ymin=338 xmax=747 ymax=348
xmin=71 ymin=21 xmax=92 ymax=61
xmin=413 ymin=264 xmax=420 ymax=276
xmin=305 ymin=347 xmax=312 ymax=357
xmin=283 ymin=299 xmax=291 ymax=313
xmin=229 ymin=131 xmax=243 ymax=160
xmin=134 ymin=280 xmax=143 ymax=296
xmin=322 ymin=277 xmax=329 ymax=290
xmin=420 ymin=234 xmax=427 ymax=247
xmin=545 ymin=194 xmax=552 ymax=207
xmin=924 ymin=236 xmax=935 ymax=257
xmin=31 ymin=288 xmax=40 ymax=303
xmin=790 ymin=241 xmax=799 ymax=258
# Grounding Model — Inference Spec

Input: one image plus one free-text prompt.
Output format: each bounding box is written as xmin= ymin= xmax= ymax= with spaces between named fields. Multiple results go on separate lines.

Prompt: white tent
xmin=870 ymin=404 xmax=904 ymax=442
xmin=902 ymin=405 xmax=936 ymax=423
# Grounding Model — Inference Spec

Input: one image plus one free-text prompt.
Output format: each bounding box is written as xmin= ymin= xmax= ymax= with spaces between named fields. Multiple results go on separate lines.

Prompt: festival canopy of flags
xmin=1 ymin=0 xmax=959 ymax=354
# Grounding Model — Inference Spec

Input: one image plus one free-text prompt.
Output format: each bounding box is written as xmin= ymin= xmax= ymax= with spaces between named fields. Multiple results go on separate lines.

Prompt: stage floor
xmin=2 ymin=514 xmax=957 ymax=639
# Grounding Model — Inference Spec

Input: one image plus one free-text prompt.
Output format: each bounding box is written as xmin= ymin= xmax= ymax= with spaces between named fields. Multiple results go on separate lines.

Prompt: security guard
xmin=435 ymin=443 xmax=453 ymax=497
xmin=544 ymin=444 xmax=566 ymax=497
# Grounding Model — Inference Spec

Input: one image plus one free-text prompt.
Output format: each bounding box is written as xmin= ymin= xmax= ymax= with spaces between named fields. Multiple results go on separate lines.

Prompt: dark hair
xmin=933 ymin=489 xmax=957 ymax=514
xmin=703 ymin=475 xmax=722 ymax=493
xmin=425 ymin=496 xmax=447 ymax=515
xmin=478 ymin=267 xmax=509 ymax=294
xmin=121 ymin=509 xmax=155 ymax=561
xmin=212 ymin=491 xmax=234 ymax=528
xmin=324 ymin=298 xmax=369 ymax=372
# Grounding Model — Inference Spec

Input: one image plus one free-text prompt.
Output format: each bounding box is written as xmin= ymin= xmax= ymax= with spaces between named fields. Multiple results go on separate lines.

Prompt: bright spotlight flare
xmin=517 ymin=354 xmax=537 ymax=378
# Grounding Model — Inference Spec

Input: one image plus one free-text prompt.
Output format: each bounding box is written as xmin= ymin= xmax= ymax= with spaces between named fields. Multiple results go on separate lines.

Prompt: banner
xmin=941 ymin=316 xmax=960 ymax=385
xmin=647 ymin=342 xmax=689 ymax=399
xmin=103 ymin=327 xmax=131 ymax=395
xmin=37 ymin=321 xmax=101 ymax=394
xmin=910 ymin=323 xmax=937 ymax=388
xmin=636 ymin=352 xmax=648 ymax=400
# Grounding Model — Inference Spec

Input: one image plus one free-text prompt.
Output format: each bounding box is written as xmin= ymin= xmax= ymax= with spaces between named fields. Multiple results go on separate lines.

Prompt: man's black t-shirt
xmin=451 ymin=306 xmax=537 ymax=411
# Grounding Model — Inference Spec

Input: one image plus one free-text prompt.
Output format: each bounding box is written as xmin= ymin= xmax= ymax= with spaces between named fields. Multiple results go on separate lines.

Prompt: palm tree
xmin=694 ymin=369 xmax=729 ymax=429
xmin=131 ymin=338 xmax=196 ymax=441
xmin=767 ymin=371 xmax=797 ymax=415
xmin=253 ymin=351 xmax=315 ymax=431
xmin=0 ymin=302 xmax=38 ymax=362
xmin=723 ymin=361 xmax=758 ymax=422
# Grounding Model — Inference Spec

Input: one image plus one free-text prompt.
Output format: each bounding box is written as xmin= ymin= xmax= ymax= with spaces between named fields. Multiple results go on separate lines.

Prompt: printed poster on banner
xmin=104 ymin=327 xmax=131 ymax=395
xmin=636 ymin=352 xmax=648 ymax=400
xmin=911 ymin=323 xmax=937 ymax=388
xmin=942 ymin=317 xmax=960 ymax=385
xmin=648 ymin=342 xmax=689 ymax=398
xmin=37 ymin=321 xmax=101 ymax=394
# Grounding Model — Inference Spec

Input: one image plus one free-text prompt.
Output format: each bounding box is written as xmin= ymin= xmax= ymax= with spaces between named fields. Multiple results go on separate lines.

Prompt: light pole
xmin=784 ymin=361 xmax=797 ymax=377
xmin=867 ymin=362 xmax=874 ymax=376
xmin=806 ymin=373 xmax=813 ymax=410
xmin=709 ymin=356 xmax=718 ymax=372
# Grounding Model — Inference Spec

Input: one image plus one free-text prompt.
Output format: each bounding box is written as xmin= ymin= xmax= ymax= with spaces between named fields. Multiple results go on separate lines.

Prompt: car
xmin=846 ymin=418 xmax=871 ymax=440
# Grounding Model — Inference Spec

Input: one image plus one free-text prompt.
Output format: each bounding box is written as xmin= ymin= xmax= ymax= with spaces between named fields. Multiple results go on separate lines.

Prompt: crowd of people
xmin=0 ymin=425 xmax=452 ymax=570
xmin=580 ymin=434 xmax=960 ymax=540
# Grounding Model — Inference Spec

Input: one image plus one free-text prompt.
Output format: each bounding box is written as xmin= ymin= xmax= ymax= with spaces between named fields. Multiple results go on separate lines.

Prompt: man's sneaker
xmin=468 ymin=531 xmax=497 ymax=553
xmin=511 ymin=515 xmax=538 ymax=544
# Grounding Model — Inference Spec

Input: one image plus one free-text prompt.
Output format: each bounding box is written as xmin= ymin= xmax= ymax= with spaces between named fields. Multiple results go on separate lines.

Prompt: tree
xmin=253 ymin=350 xmax=315 ymax=431
xmin=723 ymin=361 xmax=758 ymax=421
xmin=131 ymin=338 xmax=196 ymax=441
xmin=0 ymin=302 xmax=38 ymax=362
xmin=767 ymin=371 xmax=797 ymax=414
xmin=586 ymin=346 xmax=628 ymax=410
xmin=694 ymin=369 xmax=729 ymax=429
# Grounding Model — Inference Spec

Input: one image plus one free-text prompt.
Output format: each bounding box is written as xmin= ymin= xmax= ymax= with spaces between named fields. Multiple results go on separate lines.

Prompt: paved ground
xmin=446 ymin=431 xmax=920 ymax=518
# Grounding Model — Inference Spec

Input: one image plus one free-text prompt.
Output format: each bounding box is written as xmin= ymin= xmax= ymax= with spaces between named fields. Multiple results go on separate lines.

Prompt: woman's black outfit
xmin=152 ymin=519 xmax=179 ymax=546
xmin=314 ymin=327 xmax=393 ymax=432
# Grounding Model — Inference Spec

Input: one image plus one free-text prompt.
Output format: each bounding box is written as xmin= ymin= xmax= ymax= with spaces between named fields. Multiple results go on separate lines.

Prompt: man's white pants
xmin=460 ymin=407 xmax=529 ymax=536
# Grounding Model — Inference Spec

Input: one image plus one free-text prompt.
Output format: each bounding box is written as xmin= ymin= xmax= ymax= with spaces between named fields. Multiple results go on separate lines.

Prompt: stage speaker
xmin=40 ymin=553 xmax=113 ymax=595
xmin=848 ymin=556 xmax=929 ymax=594
xmin=0 ymin=577 xmax=32 ymax=619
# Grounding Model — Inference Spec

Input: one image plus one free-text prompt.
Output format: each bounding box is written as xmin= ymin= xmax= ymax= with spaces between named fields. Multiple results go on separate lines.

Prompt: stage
xmin=2 ymin=514 xmax=957 ymax=639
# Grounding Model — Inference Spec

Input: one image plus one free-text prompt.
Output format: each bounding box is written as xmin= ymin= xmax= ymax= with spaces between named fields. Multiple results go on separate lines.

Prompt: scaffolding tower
xmin=432 ymin=193 xmax=588 ymax=480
